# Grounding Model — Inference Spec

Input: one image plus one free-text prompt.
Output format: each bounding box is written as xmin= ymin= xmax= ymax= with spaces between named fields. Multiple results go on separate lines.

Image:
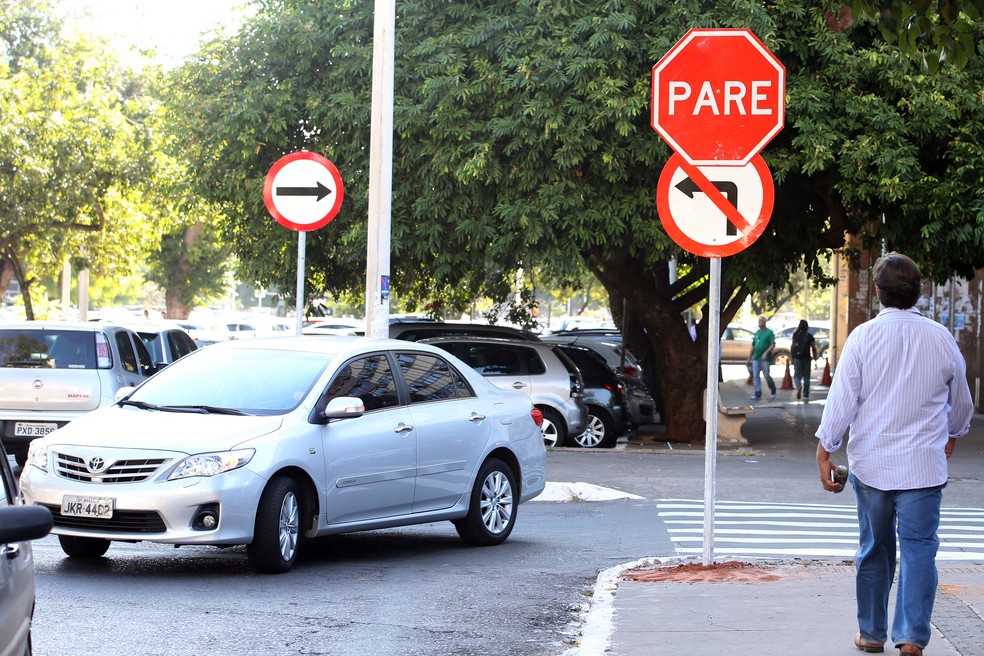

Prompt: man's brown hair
xmin=873 ymin=252 xmax=921 ymax=309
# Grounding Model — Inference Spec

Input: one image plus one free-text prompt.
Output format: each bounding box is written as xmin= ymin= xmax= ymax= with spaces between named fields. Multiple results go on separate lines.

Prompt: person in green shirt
xmin=747 ymin=315 xmax=777 ymax=400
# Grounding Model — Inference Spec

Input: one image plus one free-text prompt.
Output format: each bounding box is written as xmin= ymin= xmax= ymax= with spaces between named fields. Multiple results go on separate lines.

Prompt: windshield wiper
xmin=169 ymin=404 xmax=248 ymax=416
xmin=119 ymin=399 xmax=166 ymax=411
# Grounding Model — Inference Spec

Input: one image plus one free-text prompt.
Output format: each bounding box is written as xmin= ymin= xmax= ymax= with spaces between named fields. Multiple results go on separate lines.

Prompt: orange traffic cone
xmin=781 ymin=362 xmax=794 ymax=390
xmin=821 ymin=358 xmax=832 ymax=386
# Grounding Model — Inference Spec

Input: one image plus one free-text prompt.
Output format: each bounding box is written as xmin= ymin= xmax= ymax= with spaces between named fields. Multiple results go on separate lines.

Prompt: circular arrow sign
xmin=263 ymin=151 xmax=344 ymax=232
xmin=656 ymin=153 xmax=774 ymax=257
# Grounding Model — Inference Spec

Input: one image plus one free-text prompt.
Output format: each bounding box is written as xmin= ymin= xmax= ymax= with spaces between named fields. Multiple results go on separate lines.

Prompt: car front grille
xmin=54 ymin=452 xmax=169 ymax=483
xmin=41 ymin=504 xmax=167 ymax=533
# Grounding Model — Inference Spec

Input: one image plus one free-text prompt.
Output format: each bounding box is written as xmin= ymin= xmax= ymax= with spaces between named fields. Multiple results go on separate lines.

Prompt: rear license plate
xmin=61 ymin=495 xmax=114 ymax=519
xmin=13 ymin=422 xmax=58 ymax=437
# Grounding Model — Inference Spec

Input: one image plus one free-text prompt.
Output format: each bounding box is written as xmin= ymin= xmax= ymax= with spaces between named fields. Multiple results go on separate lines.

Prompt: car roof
xmin=0 ymin=320 xmax=131 ymax=332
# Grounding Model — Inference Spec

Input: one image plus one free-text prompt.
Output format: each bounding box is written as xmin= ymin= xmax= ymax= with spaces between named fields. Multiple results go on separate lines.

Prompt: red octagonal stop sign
xmin=652 ymin=28 xmax=785 ymax=166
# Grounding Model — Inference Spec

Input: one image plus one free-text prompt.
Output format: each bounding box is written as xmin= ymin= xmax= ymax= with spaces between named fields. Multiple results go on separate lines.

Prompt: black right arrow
xmin=276 ymin=181 xmax=332 ymax=202
xmin=675 ymin=178 xmax=739 ymax=236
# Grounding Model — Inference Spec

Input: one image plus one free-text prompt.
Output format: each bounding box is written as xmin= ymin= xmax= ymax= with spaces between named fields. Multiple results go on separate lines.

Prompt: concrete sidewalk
xmin=573 ymin=366 xmax=984 ymax=656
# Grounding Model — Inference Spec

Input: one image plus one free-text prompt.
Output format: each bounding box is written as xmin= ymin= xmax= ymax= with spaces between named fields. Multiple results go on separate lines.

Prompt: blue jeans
xmin=792 ymin=357 xmax=811 ymax=397
xmin=750 ymin=359 xmax=775 ymax=398
xmin=851 ymin=474 xmax=944 ymax=649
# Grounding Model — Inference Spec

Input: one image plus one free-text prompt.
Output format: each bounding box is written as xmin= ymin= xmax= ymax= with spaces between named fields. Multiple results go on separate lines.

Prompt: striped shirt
xmin=816 ymin=307 xmax=974 ymax=490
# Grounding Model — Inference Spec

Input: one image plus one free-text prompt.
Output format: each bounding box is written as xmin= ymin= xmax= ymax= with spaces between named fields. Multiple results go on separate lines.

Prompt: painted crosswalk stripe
xmin=658 ymin=499 xmax=984 ymax=560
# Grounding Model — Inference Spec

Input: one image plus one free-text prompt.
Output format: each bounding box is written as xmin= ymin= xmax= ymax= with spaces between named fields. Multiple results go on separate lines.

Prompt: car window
xmin=167 ymin=331 xmax=196 ymax=360
xmin=520 ymin=346 xmax=546 ymax=375
xmin=325 ymin=354 xmax=400 ymax=412
xmin=471 ymin=344 xmax=523 ymax=376
xmin=0 ymin=329 xmax=94 ymax=370
xmin=115 ymin=332 xmax=139 ymax=373
xmin=396 ymin=352 xmax=473 ymax=403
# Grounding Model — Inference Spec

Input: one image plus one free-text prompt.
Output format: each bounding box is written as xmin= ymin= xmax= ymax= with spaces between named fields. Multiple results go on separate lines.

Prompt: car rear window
xmin=0 ymin=329 xmax=98 ymax=370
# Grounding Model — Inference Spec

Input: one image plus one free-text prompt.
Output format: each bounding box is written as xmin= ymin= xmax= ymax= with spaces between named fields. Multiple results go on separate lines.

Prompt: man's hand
xmin=816 ymin=442 xmax=844 ymax=493
xmin=945 ymin=437 xmax=956 ymax=460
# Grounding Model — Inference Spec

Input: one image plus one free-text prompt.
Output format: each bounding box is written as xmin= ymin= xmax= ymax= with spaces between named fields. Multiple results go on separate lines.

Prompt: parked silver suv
xmin=422 ymin=336 xmax=587 ymax=447
xmin=0 ymin=322 xmax=158 ymax=464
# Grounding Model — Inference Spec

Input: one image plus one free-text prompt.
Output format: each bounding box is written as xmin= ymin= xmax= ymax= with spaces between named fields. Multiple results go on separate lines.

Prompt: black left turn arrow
xmin=675 ymin=178 xmax=739 ymax=236
xmin=276 ymin=181 xmax=332 ymax=201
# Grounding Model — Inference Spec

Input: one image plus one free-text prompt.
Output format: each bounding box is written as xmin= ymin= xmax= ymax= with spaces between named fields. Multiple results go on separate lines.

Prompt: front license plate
xmin=13 ymin=422 xmax=58 ymax=437
xmin=61 ymin=495 xmax=114 ymax=519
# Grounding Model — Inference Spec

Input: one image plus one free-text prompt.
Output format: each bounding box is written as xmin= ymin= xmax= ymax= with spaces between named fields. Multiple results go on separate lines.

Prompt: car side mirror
xmin=323 ymin=396 xmax=366 ymax=421
xmin=0 ymin=505 xmax=53 ymax=544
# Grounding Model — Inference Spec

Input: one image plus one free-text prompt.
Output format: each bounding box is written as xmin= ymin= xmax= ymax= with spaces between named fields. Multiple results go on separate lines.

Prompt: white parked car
xmin=0 ymin=322 xmax=158 ymax=465
xmin=21 ymin=337 xmax=547 ymax=573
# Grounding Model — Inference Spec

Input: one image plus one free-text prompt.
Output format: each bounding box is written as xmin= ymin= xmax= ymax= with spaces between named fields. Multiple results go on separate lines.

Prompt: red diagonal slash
xmin=676 ymin=159 xmax=753 ymax=234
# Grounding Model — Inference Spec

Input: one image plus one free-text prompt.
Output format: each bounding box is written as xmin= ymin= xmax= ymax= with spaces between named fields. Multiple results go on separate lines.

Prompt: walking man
xmin=815 ymin=252 xmax=973 ymax=656
xmin=747 ymin=315 xmax=776 ymax=400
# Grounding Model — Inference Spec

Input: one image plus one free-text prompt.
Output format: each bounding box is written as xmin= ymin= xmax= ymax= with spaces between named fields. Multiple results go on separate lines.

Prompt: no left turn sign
xmin=263 ymin=151 xmax=344 ymax=232
xmin=656 ymin=153 xmax=774 ymax=258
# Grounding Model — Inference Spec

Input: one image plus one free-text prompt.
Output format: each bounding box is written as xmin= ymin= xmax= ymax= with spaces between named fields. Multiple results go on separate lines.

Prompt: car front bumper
xmin=21 ymin=456 xmax=268 ymax=546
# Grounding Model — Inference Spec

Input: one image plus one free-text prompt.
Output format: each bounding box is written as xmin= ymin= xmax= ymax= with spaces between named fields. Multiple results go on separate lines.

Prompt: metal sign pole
xmin=295 ymin=231 xmax=306 ymax=335
xmin=702 ymin=256 xmax=722 ymax=565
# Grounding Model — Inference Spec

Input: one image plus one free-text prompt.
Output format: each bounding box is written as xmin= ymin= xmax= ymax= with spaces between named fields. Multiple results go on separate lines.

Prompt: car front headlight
xmin=168 ymin=449 xmax=255 ymax=480
xmin=27 ymin=440 xmax=49 ymax=472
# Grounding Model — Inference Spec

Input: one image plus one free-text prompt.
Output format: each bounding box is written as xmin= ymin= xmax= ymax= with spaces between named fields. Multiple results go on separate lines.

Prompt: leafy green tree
xmin=834 ymin=1 xmax=984 ymax=71
xmin=0 ymin=0 xmax=159 ymax=318
xmin=171 ymin=0 xmax=984 ymax=442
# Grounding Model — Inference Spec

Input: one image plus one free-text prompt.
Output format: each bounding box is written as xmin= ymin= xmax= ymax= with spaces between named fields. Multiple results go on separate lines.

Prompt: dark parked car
xmin=550 ymin=344 xmax=627 ymax=448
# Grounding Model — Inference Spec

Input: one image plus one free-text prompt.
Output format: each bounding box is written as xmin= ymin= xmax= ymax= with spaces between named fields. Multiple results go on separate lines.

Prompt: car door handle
xmin=468 ymin=412 xmax=486 ymax=422
xmin=394 ymin=423 xmax=414 ymax=433
xmin=3 ymin=544 xmax=20 ymax=561
xmin=511 ymin=382 xmax=526 ymax=390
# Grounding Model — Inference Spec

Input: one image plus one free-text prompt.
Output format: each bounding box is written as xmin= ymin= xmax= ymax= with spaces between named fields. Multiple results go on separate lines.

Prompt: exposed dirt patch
xmin=622 ymin=560 xmax=784 ymax=583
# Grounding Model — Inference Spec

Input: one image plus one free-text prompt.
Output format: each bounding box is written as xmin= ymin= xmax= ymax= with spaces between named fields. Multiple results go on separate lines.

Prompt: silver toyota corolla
xmin=21 ymin=336 xmax=547 ymax=573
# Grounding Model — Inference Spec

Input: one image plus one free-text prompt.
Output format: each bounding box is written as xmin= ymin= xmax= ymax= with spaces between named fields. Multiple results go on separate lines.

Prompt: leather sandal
xmin=855 ymin=634 xmax=885 ymax=653
xmin=898 ymin=645 xmax=923 ymax=656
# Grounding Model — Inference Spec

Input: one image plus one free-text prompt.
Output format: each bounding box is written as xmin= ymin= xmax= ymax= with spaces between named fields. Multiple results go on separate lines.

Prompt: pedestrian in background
xmin=815 ymin=252 xmax=973 ymax=656
xmin=790 ymin=319 xmax=818 ymax=401
xmin=747 ymin=315 xmax=776 ymax=400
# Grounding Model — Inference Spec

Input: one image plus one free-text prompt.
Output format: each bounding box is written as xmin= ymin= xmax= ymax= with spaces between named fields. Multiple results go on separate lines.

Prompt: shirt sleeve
xmin=948 ymin=341 xmax=975 ymax=439
xmin=815 ymin=332 xmax=862 ymax=452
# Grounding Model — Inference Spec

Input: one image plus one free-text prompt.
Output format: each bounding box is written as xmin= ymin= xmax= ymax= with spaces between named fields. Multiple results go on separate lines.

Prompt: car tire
xmin=247 ymin=475 xmax=300 ymax=574
xmin=570 ymin=408 xmax=616 ymax=448
xmin=58 ymin=535 xmax=110 ymax=558
xmin=454 ymin=458 xmax=517 ymax=546
xmin=538 ymin=407 xmax=567 ymax=448
xmin=14 ymin=450 xmax=27 ymax=467
xmin=772 ymin=349 xmax=791 ymax=366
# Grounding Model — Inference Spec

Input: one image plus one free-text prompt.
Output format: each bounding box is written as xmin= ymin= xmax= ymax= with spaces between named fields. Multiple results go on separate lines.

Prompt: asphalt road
xmin=23 ymin=385 xmax=984 ymax=655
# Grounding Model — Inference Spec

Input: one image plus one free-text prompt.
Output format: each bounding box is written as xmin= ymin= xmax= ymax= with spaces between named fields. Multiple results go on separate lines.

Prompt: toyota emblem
xmin=87 ymin=457 xmax=106 ymax=472
xmin=33 ymin=379 xmax=43 ymax=389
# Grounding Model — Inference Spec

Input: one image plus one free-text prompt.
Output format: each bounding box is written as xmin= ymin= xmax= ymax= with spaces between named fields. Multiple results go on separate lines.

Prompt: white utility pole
xmin=364 ymin=0 xmax=395 ymax=337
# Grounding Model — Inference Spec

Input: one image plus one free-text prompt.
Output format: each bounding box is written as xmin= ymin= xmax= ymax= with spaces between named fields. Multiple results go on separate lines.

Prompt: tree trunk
xmin=590 ymin=249 xmax=745 ymax=444
xmin=164 ymin=288 xmax=191 ymax=320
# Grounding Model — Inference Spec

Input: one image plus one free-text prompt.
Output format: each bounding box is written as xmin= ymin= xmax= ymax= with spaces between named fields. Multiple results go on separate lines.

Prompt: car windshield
xmin=127 ymin=346 xmax=333 ymax=415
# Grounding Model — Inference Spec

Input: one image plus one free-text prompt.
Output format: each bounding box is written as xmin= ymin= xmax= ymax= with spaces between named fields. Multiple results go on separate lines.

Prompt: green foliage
xmin=0 ymin=0 xmax=160 ymax=316
xmin=843 ymin=0 xmax=984 ymax=72
xmin=170 ymin=0 xmax=984 ymax=440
